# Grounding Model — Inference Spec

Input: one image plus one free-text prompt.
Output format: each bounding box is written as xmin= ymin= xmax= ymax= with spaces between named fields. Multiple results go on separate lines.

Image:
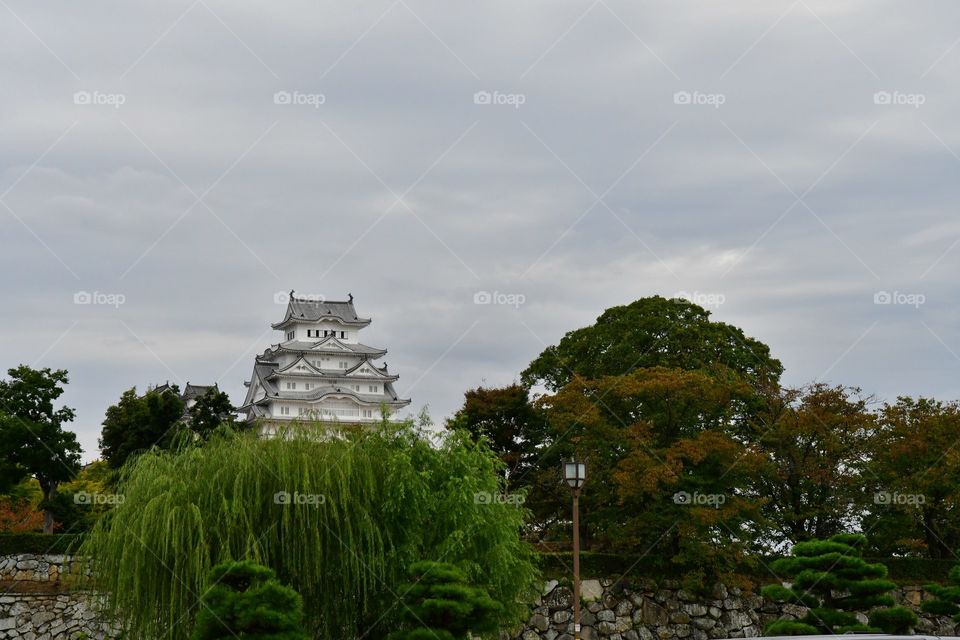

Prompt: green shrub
xmin=191 ymin=560 xmax=309 ymax=640
xmin=761 ymin=533 xmax=914 ymax=635
xmin=389 ymin=561 xmax=502 ymax=640
xmin=763 ymin=620 xmax=818 ymax=636
xmin=869 ymin=607 xmax=919 ymax=634
xmin=0 ymin=533 xmax=83 ymax=555
xmin=923 ymin=564 xmax=960 ymax=620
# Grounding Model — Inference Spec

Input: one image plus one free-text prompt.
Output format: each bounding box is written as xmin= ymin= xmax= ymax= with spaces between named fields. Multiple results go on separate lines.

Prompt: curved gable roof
xmin=272 ymin=293 xmax=371 ymax=329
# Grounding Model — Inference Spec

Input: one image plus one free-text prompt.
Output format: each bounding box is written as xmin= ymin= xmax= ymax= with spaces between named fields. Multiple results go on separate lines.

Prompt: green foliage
xmin=191 ymin=560 xmax=309 ymax=640
xmin=390 ymin=561 xmax=502 ymax=640
xmin=751 ymin=385 xmax=876 ymax=549
xmin=520 ymin=296 xmax=783 ymax=391
xmin=762 ymin=533 xmax=909 ymax=635
xmin=868 ymin=607 xmax=919 ymax=634
xmin=445 ymin=384 xmax=546 ymax=490
xmin=0 ymin=366 xmax=82 ymax=533
xmin=763 ymin=620 xmax=818 ymax=635
xmin=0 ymin=532 xmax=83 ymax=555
xmin=187 ymin=388 xmax=236 ymax=440
xmin=80 ymin=419 xmax=538 ymax=640
xmin=99 ymin=387 xmax=185 ymax=469
xmin=864 ymin=397 xmax=960 ymax=559
xmin=922 ymin=563 xmax=960 ymax=621
xmin=536 ymin=367 xmax=764 ymax=583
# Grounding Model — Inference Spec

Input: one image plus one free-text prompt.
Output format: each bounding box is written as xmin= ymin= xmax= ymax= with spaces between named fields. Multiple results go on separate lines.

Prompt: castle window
xmin=286 ymin=331 xmax=294 ymax=341
xmin=280 ymin=406 xmax=290 ymax=415
xmin=369 ymin=385 xmax=378 ymax=393
xmin=340 ymin=331 xmax=346 ymax=339
xmin=286 ymin=382 xmax=297 ymax=390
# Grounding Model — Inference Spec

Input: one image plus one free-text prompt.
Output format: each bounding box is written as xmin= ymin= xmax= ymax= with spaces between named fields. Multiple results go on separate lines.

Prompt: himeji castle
xmin=240 ymin=292 xmax=410 ymax=433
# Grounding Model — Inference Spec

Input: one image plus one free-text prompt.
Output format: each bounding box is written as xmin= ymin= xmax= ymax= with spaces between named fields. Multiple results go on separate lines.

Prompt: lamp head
xmin=563 ymin=459 xmax=587 ymax=489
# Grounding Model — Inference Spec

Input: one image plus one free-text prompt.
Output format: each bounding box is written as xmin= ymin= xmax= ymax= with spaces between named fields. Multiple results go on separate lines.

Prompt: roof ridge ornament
xmin=348 ymin=292 xmax=353 ymax=303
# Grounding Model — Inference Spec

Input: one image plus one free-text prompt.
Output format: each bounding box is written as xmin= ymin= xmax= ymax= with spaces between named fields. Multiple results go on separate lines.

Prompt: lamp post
xmin=563 ymin=459 xmax=587 ymax=640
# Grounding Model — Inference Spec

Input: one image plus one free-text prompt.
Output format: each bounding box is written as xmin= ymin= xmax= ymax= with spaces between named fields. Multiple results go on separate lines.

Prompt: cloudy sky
xmin=2 ymin=1 xmax=960 ymax=460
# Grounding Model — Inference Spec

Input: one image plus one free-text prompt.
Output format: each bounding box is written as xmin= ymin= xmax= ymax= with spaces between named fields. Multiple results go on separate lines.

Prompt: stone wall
xmin=4 ymin=554 xmax=958 ymax=640
xmin=0 ymin=555 xmax=115 ymax=640
xmin=512 ymin=577 xmax=960 ymax=640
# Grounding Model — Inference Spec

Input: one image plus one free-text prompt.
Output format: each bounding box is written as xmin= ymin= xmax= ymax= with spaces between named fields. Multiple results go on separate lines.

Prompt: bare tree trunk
xmin=40 ymin=481 xmax=56 ymax=534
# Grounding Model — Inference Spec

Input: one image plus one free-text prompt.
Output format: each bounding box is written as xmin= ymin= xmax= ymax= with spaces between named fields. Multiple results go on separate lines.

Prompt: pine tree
xmin=922 ymin=564 xmax=960 ymax=620
xmin=762 ymin=533 xmax=917 ymax=635
xmin=191 ymin=560 xmax=309 ymax=640
xmin=390 ymin=561 xmax=503 ymax=640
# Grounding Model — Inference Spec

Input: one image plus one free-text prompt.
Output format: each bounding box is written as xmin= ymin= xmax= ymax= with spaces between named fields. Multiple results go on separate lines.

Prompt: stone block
xmin=582 ymin=580 xmax=604 ymax=603
xmin=531 ymin=614 xmax=549 ymax=632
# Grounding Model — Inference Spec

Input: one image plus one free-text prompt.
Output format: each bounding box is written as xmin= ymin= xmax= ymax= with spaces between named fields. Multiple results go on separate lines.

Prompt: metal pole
xmin=572 ymin=488 xmax=581 ymax=640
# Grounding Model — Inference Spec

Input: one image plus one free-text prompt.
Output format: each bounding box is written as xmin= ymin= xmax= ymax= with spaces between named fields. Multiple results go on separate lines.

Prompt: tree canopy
xmin=187 ymin=387 xmax=236 ymax=440
xmin=521 ymin=296 xmax=783 ymax=392
xmin=0 ymin=366 xmax=82 ymax=533
xmin=99 ymin=386 xmax=185 ymax=469
xmin=864 ymin=397 xmax=960 ymax=558
xmin=752 ymin=384 xmax=875 ymax=548
xmin=446 ymin=384 xmax=546 ymax=491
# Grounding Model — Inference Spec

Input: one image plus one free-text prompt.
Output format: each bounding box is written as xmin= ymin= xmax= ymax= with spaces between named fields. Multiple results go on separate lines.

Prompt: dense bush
xmin=922 ymin=564 xmax=960 ymax=620
xmin=191 ymin=560 xmax=309 ymax=640
xmin=0 ymin=533 xmax=83 ymax=555
xmin=80 ymin=420 xmax=539 ymax=640
xmin=390 ymin=561 xmax=502 ymax=640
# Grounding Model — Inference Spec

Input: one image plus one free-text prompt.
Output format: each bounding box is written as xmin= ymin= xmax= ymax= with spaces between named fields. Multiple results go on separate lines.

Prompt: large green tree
xmin=81 ymin=418 xmax=538 ymax=640
xmin=521 ymin=296 xmax=783 ymax=392
xmin=0 ymin=366 xmax=82 ymax=533
xmin=99 ymin=386 xmax=185 ymax=469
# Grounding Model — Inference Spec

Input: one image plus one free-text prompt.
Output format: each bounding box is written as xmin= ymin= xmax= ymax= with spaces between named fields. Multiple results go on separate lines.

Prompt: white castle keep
xmin=240 ymin=292 xmax=410 ymax=433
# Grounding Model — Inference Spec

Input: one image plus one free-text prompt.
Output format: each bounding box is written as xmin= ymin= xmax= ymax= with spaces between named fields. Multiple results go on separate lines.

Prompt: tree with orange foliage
xmin=0 ymin=495 xmax=43 ymax=532
xmin=750 ymin=384 xmax=876 ymax=550
xmin=539 ymin=366 xmax=766 ymax=583
xmin=864 ymin=397 xmax=960 ymax=558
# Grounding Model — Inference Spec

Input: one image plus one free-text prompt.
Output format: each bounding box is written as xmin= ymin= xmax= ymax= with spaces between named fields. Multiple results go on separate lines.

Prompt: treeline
xmin=0 ymin=366 xmax=236 ymax=535
xmin=447 ymin=296 xmax=960 ymax=582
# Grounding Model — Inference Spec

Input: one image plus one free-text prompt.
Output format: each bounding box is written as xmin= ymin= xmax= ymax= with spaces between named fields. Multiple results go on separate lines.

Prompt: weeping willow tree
xmin=80 ymin=417 xmax=539 ymax=640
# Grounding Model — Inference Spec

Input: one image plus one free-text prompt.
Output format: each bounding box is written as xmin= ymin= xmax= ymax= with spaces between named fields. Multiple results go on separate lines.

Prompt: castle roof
xmin=271 ymin=292 xmax=371 ymax=329
xmin=244 ymin=381 xmax=409 ymax=409
xmin=263 ymin=337 xmax=387 ymax=358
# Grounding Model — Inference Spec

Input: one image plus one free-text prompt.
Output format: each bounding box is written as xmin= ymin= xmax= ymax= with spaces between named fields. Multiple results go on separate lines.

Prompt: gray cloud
xmin=2 ymin=0 xmax=960 ymax=459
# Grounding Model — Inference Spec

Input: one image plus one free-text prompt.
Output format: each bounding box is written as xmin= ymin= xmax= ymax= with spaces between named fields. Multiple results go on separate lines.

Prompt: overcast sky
xmin=2 ymin=1 xmax=960 ymax=460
